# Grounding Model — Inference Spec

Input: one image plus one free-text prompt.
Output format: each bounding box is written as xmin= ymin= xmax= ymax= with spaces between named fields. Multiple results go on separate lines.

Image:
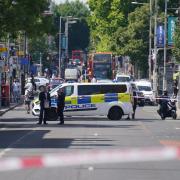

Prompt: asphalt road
xmin=0 ymin=105 xmax=180 ymax=180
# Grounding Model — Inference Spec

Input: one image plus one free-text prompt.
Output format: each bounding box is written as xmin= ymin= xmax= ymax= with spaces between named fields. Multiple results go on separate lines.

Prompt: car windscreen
xmin=50 ymin=84 xmax=62 ymax=94
xmin=117 ymin=76 xmax=130 ymax=82
xmin=138 ymin=86 xmax=152 ymax=91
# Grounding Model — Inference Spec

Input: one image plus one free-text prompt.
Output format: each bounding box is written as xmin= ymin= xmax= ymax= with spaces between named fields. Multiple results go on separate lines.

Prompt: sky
xmin=53 ymin=0 xmax=87 ymax=4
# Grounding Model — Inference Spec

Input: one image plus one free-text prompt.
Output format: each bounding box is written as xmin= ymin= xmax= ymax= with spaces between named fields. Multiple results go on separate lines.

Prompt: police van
xmin=32 ymin=83 xmax=133 ymax=120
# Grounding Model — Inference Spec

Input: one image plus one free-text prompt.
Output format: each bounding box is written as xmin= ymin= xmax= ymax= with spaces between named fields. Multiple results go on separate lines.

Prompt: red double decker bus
xmin=87 ymin=52 xmax=115 ymax=80
xmin=71 ymin=50 xmax=84 ymax=66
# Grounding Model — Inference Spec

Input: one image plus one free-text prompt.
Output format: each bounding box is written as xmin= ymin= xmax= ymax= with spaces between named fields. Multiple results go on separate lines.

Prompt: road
xmin=0 ymin=105 xmax=180 ymax=180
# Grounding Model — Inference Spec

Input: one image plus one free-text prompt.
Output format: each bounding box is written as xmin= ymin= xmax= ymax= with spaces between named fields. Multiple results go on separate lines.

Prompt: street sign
xmin=157 ymin=24 xmax=164 ymax=48
xmin=168 ymin=16 xmax=178 ymax=45
xmin=61 ymin=35 xmax=67 ymax=49
xmin=0 ymin=47 xmax=7 ymax=52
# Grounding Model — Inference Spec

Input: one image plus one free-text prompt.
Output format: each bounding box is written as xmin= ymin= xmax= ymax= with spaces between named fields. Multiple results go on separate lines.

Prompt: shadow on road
xmin=0 ymin=130 xmax=113 ymax=149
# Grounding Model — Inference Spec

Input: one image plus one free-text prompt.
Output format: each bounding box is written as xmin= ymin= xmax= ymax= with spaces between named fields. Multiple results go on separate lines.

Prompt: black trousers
xmin=58 ymin=107 xmax=64 ymax=123
xmin=39 ymin=107 xmax=47 ymax=124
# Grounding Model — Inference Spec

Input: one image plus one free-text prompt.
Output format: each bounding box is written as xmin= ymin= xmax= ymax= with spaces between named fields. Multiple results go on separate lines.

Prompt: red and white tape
xmin=0 ymin=147 xmax=180 ymax=171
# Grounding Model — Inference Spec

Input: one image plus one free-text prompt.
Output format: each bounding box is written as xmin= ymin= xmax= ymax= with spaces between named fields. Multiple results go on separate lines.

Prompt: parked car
xmin=25 ymin=77 xmax=49 ymax=90
xmin=133 ymin=80 xmax=155 ymax=105
xmin=115 ymin=74 xmax=133 ymax=83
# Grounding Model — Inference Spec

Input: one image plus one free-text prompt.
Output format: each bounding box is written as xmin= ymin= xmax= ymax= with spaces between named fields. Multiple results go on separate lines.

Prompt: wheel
xmin=108 ymin=106 xmax=123 ymax=120
xmin=46 ymin=108 xmax=58 ymax=121
xmin=161 ymin=113 xmax=165 ymax=120
xmin=172 ymin=112 xmax=177 ymax=120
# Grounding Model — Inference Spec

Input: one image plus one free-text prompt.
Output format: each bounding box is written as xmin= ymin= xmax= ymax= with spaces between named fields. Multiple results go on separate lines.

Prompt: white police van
xmin=32 ymin=83 xmax=133 ymax=120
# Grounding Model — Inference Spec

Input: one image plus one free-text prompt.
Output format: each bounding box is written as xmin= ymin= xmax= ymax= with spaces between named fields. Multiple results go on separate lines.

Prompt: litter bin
xmin=1 ymin=85 xmax=10 ymax=106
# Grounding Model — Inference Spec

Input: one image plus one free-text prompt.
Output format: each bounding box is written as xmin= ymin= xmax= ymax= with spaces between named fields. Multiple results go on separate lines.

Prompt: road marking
xmin=88 ymin=166 xmax=94 ymax=171
xmin=0 ymin=128 xmax=37 ymax=158
xmin=0 ymin=128 xmax=6 ymax=130
xmin=94 ymin=133 xmax=98 ymax=137
xmin=175 ymin=128 xmax=180 ymax=130
xmin=0 ymin=148 xmax=11 ymax=158
xmin=138 ymin=121 xmax=152 ymax=134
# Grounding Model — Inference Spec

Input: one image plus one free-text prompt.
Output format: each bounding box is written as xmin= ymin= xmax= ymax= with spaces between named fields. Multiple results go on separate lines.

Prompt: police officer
xmin=37 ymin=86 xmax=51 ymax=125
xmin=57 ymin=88 xmax=65 ymax=125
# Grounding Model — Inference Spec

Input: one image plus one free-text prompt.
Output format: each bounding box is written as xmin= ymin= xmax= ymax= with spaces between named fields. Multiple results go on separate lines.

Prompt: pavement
xmin=0 ymin=102 xmax=22 ymax=116
xmin=0 ymin=105 xmax=180 ymax=180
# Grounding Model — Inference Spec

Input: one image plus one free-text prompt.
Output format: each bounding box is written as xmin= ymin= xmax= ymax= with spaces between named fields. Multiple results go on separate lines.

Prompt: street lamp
xmin=163 ymin=0 xmax=168 ymax=91
xmin=132 ymin=1 xmax=152 ymax=80
xmin=58 ymin=16 xmax=78 ymax=78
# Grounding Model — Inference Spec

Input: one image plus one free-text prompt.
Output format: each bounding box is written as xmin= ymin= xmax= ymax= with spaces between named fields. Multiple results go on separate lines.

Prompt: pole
xmin=163 ymin=0 xmax=168 ymax=90
xmin=66 ymin=17 xmax=69 ymax=59
xmin=153 ymin=0 xmax=158 ymax=95
xmin=58 ymin=16 xmax=62 ymax=78
xmin=40 ymin=52 xmax=42 ymax=76
xmin=149 ymin=0 xmax=152 ymax=80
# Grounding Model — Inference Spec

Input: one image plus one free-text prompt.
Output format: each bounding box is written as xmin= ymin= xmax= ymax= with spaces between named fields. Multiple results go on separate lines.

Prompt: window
xmin=78 ymin=84 xmax=127 ymax=95
xmin=100 ymin=85 xmax=127 ymax=94
xmin=78 ymin=85 xmax=101 ymax=95
xmin=64 ymin=86 xmax=74 ymax=96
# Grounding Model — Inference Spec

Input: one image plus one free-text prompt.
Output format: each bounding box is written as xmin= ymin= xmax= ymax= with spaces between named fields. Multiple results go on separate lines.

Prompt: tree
xmin=173 ymin=25 xmax=180 ymax=62
xmin=54 ymin=0 xmax=90 ymax=53
xmin=0 ymin=0 xmax=53 ymax=37
xmin=111 ymin=5 xmax=149 ymax=76
xmin=88 ymin=0 xmax=135 ymax=51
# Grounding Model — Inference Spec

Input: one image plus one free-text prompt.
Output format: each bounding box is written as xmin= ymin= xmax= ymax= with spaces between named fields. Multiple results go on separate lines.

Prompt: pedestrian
xmin=57 ymin=88 xmax=65 ymax=125
xmin=24 ymin=88 xmax=31 ymax=114
xmin=37 ymin=86 xmax=51 ymax=125
xmin=173 ymin=79 xmax=179 ymax=97
xmin=126 ymin=85 xmax=137 ymax=119
xmin=12 ymin=79 xmax=20 ymax=103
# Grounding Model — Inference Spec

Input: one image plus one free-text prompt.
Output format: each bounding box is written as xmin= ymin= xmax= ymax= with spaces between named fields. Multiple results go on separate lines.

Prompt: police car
xmin=32 ymin=83 xmax=133 ymax=120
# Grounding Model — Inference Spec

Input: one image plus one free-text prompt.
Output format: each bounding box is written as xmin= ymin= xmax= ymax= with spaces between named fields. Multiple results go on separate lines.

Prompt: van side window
xmin=64 ymin=86 xmax=74 ymax=96
xmin=100 ymin=85 xmax=127 ymax=94
xmin=78 ymin=85 xmax=101 ymax=95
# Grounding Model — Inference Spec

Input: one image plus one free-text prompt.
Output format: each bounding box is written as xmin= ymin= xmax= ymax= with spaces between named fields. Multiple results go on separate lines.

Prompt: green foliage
xmin=54 ymin=0 xmax=90 ymax=52
xmin=112 ymin=5 xmax=149 ymax=75
xmin=88 ymin=0 xmax=135 ymax=51
xmin=173 ymin=25 xmax=180 ymax=62
xmin=0 ymin=0 xmax=53 ymax=37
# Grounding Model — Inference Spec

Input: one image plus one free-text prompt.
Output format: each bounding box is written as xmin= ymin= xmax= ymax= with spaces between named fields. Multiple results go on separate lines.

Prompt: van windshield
xmin=117 ymin=76 xmax=130 ymax=82
xmin=138 ymin=86 xmax=152 ymax=91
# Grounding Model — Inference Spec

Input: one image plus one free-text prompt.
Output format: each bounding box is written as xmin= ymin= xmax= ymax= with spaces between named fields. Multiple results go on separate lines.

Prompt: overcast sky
xmin=53 ymin=0 xmax=87 ymax=4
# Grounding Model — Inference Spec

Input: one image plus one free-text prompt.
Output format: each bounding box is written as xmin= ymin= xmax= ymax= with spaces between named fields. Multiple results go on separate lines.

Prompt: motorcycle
xmin=157 ymin=98 xmax=177 ymax=120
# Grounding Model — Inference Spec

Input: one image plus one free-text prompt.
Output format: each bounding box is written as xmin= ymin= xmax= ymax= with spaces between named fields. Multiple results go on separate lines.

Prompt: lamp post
xmin=163 ymin=0 xmax=168 ymax=90
xmin=153 ymin=0 xmax=158 ymax=94
xmin=59 ymin=16 xmax=62 ymax=78
xmin=131 ymin=1 xmax=152 ymax=80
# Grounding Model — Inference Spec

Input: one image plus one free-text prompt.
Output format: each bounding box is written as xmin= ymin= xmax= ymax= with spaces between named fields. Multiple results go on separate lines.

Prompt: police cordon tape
xmin=0 ymin=146 xmax=180 ymax=171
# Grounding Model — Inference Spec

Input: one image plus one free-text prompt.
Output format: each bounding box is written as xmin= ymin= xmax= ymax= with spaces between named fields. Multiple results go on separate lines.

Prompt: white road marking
xmin=94 ymin=133 xmax=98 ymax=137
xmin=0 ymin=128 xmax=37 ymax=158
xmin=88 ymin=166 xmax=94 ymax=171
xmin=175 ymin=128 xmax=180 ymax=130
xmin=0 ymin=128 xmax=7 ymax=130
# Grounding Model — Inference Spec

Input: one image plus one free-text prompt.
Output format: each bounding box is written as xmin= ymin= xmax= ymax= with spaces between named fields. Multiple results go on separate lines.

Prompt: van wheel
xmin=108 ymin=107 xmax=123 ymax=120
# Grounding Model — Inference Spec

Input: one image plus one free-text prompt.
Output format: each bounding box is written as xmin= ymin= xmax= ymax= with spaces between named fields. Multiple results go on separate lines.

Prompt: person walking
xmin=12 ymin=79 xmax=20 ymax=103
xmin=57 ymin=88 xmax=65 ymax=125
xmin=126 ymin=85 xmax=137 ymax=120
xmin=24 ymin=88 xmax=31 ymax=114
xmin=37 ymin=86 xmax=51 ymax=125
